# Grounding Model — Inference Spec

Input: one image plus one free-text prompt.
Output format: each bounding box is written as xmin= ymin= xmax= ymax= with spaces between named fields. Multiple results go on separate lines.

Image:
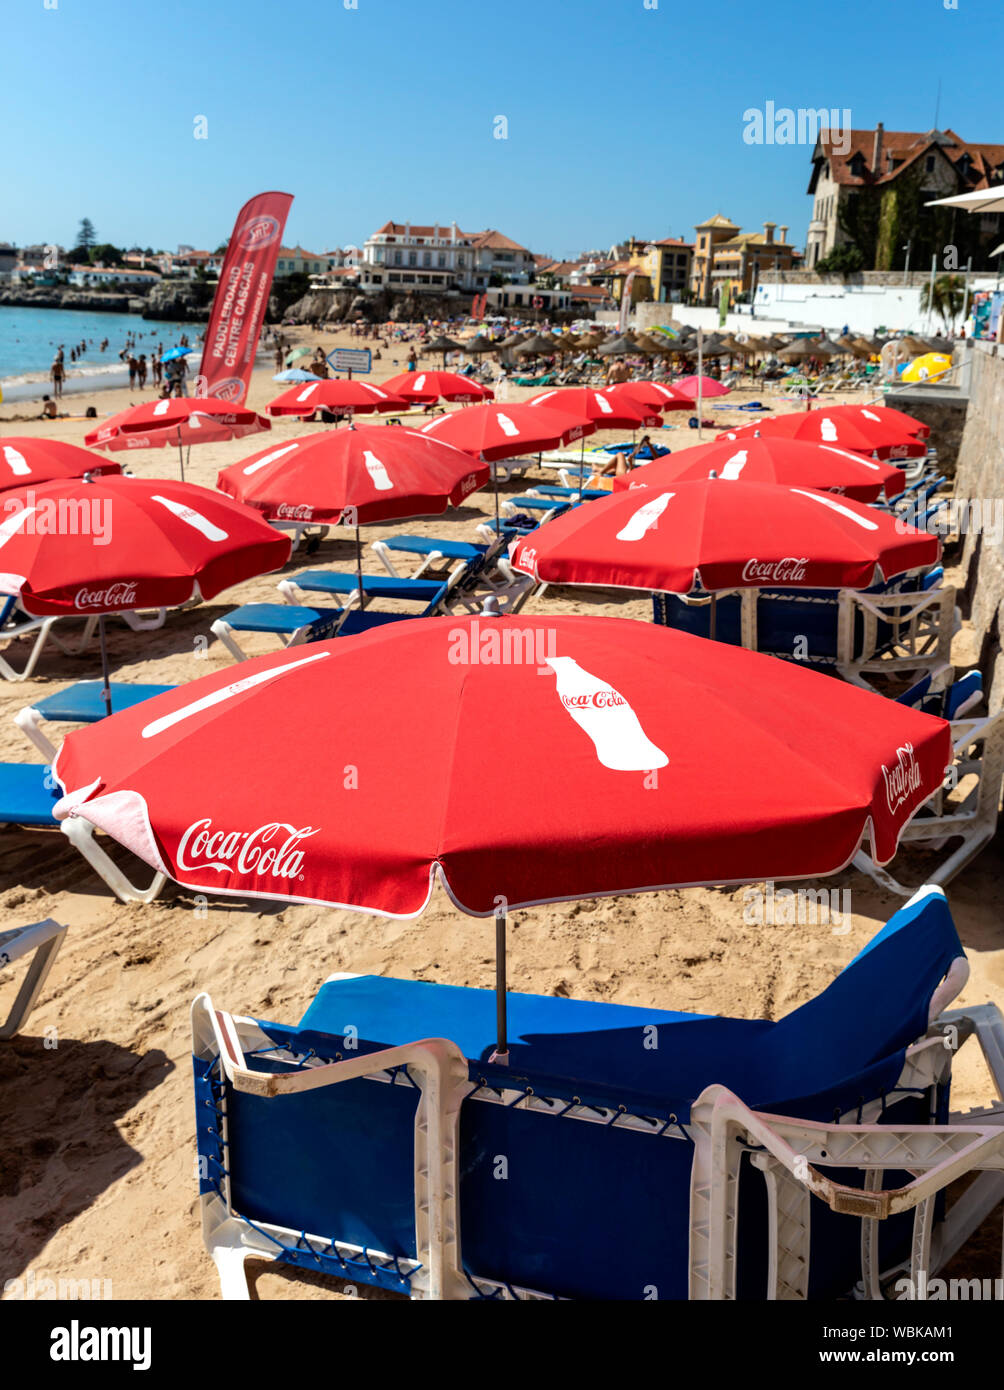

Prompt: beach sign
xmin=329 ymin=348 xmax=372 ymax=375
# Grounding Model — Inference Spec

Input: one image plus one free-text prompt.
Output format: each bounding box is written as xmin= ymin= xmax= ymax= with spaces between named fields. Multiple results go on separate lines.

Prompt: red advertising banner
xmin=198 ymin=191 xmax=293 ymax=404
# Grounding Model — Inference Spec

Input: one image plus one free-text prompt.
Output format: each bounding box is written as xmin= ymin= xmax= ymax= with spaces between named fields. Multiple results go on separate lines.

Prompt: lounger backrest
xmin=755 ymin=886 xmax=963 ymax=1110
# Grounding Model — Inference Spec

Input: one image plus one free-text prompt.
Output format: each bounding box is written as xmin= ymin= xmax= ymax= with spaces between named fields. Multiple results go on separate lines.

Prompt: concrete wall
xmin=952 ymin=344 xmax=1004 ymax=712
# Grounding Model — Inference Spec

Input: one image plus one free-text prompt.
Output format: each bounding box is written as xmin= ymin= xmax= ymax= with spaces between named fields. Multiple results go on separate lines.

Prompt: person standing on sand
xmin=151 ymin=352 xmax=162 ymax=387
xmin=274 ymin=344 xmax=285 ymax=372
xmin=406 ymin=348 xmax=418 ymax=372
xmin=128 ymin=356 xmax=139 ymax=389
xmin=50 ymin=356 xmax=65 ymax=398
xmin=137 ymin=354 xmax=148 ymax=389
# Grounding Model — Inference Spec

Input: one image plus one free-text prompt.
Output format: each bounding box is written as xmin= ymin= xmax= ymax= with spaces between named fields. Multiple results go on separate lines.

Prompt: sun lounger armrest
xmin=692 ymin=1083 xmax=1004 ymax=1221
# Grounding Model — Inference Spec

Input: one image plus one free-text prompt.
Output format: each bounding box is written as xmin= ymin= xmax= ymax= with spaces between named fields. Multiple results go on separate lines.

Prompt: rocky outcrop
xmin=0 ymin=287 xmax=136 ymax=313
xmin=142 ymin=280 xmax=215 ymax=322
xmin=282 ymin=287 xmax=465 ymax=325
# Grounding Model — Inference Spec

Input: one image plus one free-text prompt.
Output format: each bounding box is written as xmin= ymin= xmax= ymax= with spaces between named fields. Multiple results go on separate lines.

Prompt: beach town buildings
xmin=274 ymin=246 xmax=335 ymax=278
xmin=805 ymin=125 xmax=1004 ymax=269
xmin=688 ymin=214 xmax=799 ymax=304
xmin=357 ymin=222 xmax=537 ymax=295
xmin=65 ymin=265 xmax=162 ymax=288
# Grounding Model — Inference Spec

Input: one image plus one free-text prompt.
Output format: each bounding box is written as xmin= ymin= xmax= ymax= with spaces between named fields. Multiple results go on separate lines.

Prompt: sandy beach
xmin=0 ymin=325 xmax=1001 ymax=1302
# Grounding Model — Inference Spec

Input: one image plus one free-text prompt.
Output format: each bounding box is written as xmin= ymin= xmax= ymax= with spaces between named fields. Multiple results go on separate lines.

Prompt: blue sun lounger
xmin=653 ymin=568 xmax=956 ymax=690
xmin=192 ymin=886 xmax=1004 ymax=1301
xmin=0 ymin=763 xmax=166 ymax=903
xmin=212 ymin=572 xmax=457 ymax=664
xmin=16 ymin=680 xmax=176 ymax=760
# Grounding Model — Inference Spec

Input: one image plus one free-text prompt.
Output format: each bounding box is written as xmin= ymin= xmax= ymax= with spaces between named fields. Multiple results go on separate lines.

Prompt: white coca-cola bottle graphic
xmin=363 ymin=450 xmax=393 ymax=490
xmin=615 ymin=491 xmax=672 ymax=542
xmin=545 ymin=656 xmax=668 ymax=771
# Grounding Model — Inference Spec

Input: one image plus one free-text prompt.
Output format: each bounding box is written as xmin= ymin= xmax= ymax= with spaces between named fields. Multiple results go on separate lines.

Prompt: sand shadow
xmin=0 ymin=1033 xmax=173 ymax=1282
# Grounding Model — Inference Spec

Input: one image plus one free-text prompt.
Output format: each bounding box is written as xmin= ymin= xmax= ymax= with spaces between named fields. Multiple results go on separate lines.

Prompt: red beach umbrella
xmin=0 ymin=475 xmax=290 ymax=617
xmin=721 ymin=408 xmax=927 ymax=460
xmin=0 ymin=437 xmax=121 ymax=490
xmin=0 ymin=474 xmax=290 ymax=716
xmin=85 ymin=397 xmax=271 ymax=480
xmin=217 ymin=425 xmax=489 ymax=525
xmin=613 ymin=435 xmax=906 ymax=503
xmin=53 ymin=614 xmax=951 ymax=908
xmin=381 ymin=371 xmax=493 ymax=404
xmin=418 ymin=402 xmax=595 ymax=461
xmin=670 ymin=375 xmax=732 ymax=400
xmin=510 ymin=479 xmax=939 ymax=593
xmin=603 ymin=381 xmax=693 ymax=414
xmin=526 ymin=387 xmax=661 ymax=430
xmin=266 ymin=379 xmax=407 ymax=418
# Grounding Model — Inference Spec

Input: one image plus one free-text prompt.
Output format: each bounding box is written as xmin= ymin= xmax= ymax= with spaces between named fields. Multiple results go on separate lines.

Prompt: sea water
xmin=0 ymin=305 xmax=194 ymax=384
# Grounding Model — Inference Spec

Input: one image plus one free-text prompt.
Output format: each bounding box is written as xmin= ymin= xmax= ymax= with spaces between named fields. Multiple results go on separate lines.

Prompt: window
xmin=389 ymin=273 xmax=401 ymax=283
xmin=277 ymin=261 xmax=286 ymax=270
xmin=458 ymin=254 xmax=465 ymax=266
xmin=371 ymin=274 xmax=382 ymax=285
xmin=438 ymin=253 xmax=446 ymax=267
xmin=423 ymin=252 xmax=432 ymax=267
xmin=408 ymin=252 xmax=417 ymax=266
xmin=393 ymin=251 xmax=402 ymax=266
xmin=926 ymin=155 xmax=936 ymax=172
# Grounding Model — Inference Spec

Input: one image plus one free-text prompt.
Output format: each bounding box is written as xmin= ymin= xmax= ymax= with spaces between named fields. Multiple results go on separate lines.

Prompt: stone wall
xmin=952 ymin=346 xmax=1004 ymax=711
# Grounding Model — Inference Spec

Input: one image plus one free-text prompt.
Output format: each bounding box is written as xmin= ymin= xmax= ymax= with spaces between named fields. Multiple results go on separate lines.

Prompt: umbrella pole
xmin=697 ymin=328 xmax=704 ymax=443
xmin=493 ymin=902 xmax=509 ymax=1064
xmin=578 ymin=436 xmax=585 ymax=500
xmin=99 ymin=615 xmax=113 ymax=717
xmin=355 ymin=524 xmax=366 ymax=610
xmin=176 ymin=426 xmax=185 ymax=481
xmin=490 ymin=453 xmax=500 ymax=531
xmin=708 ymin=592 xmax=717 ymax=642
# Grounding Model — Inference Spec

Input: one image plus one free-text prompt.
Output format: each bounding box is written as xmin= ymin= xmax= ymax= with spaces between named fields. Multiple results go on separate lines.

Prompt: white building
xmin=359 ymin=221 xmax=536 ymax=294
xmin=66 ymin=265 xmax=161 ymax=288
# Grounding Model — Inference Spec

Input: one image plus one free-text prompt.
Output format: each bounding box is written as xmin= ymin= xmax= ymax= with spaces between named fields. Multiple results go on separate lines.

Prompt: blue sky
xmin=2 ymin=0 xmax=1000 ymax=259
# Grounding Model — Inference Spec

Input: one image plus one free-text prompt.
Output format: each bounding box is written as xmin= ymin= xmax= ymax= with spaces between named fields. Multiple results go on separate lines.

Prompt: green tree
xmin=78 ymin=217 xmax=96 ymax=249
xmin=920 ymin=274 xmax=965 ymax=332
xmin=816 ymin=243 xmax=865 ymax=274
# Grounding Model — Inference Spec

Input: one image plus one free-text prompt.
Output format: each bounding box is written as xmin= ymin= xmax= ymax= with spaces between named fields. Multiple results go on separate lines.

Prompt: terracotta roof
xmin=470 ymin=229 xmax=531 ymax=253
xmin=813 ymin=127 xmax=1004 ymax=190
xmin=277 ymin=246 xmax=328 ymax=260
xmin=652 ymin=237 xmax=694 ymax=249
xmin=373 ymin=222 xmax=471 ymax=241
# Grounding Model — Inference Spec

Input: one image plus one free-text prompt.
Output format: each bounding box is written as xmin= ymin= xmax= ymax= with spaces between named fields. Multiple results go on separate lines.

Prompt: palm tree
xmin=920 ymin=275 xmax=965 ymax=332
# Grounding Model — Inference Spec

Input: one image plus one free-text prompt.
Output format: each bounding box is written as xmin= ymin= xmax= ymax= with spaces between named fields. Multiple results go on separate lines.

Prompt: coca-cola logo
xmin=882 ymin=743 xmax=922 ymax=814
xmin=741 ymin=557 xmax=809 ymax=584
xmin=276 ymin=503 xmax=313 ymax=520
xmin=74 ymin=581 xmax=139 ymax=611
xmin=206 ymin=378 xmax=246 ymax=403
xmin=518 ymin=546 xmax=536 ymax=570
xmin=561 ymin=690 xmax=626 ymax=711
xmin=235 ymin=216 xmax=281 ymax=251
xmin=458 ymin=473 xmax=480 ymax=497
xmin=177 ymin=819 xmax=319 ymax=880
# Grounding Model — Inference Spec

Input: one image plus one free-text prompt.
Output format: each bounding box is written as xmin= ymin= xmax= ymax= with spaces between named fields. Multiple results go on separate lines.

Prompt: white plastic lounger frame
xmin=191 ymin=988 xmax=470 ymax=1301
xmin=0 ymin=608 xmax=167 ymax=683
xmin=854 ymin=708 xmax=1004 ymax=893
xmin=58 ymin=818 xmax=167 ymax=905
xmin=689 ymin=1002 xmax=1004 ymax=1302
xmin=0 ymin=917 xmax=67 ymax=1039
xmin=836 ymin=585 xmax=957 ymax=689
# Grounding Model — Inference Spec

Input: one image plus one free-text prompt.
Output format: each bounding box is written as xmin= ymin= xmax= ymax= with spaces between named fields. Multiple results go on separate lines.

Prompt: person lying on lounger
xmin=588 ymin=435 xmax=654 ymax=485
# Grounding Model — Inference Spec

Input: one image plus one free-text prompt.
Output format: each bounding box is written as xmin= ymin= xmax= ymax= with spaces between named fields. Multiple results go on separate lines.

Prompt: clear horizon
xmin=2 ymin=0 xmax=1001 ymax=261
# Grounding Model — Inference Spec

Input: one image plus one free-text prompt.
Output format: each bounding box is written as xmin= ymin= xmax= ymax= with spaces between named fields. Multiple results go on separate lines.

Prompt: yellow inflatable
xmin=902 ymin=352 xmax=952 ymax=383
